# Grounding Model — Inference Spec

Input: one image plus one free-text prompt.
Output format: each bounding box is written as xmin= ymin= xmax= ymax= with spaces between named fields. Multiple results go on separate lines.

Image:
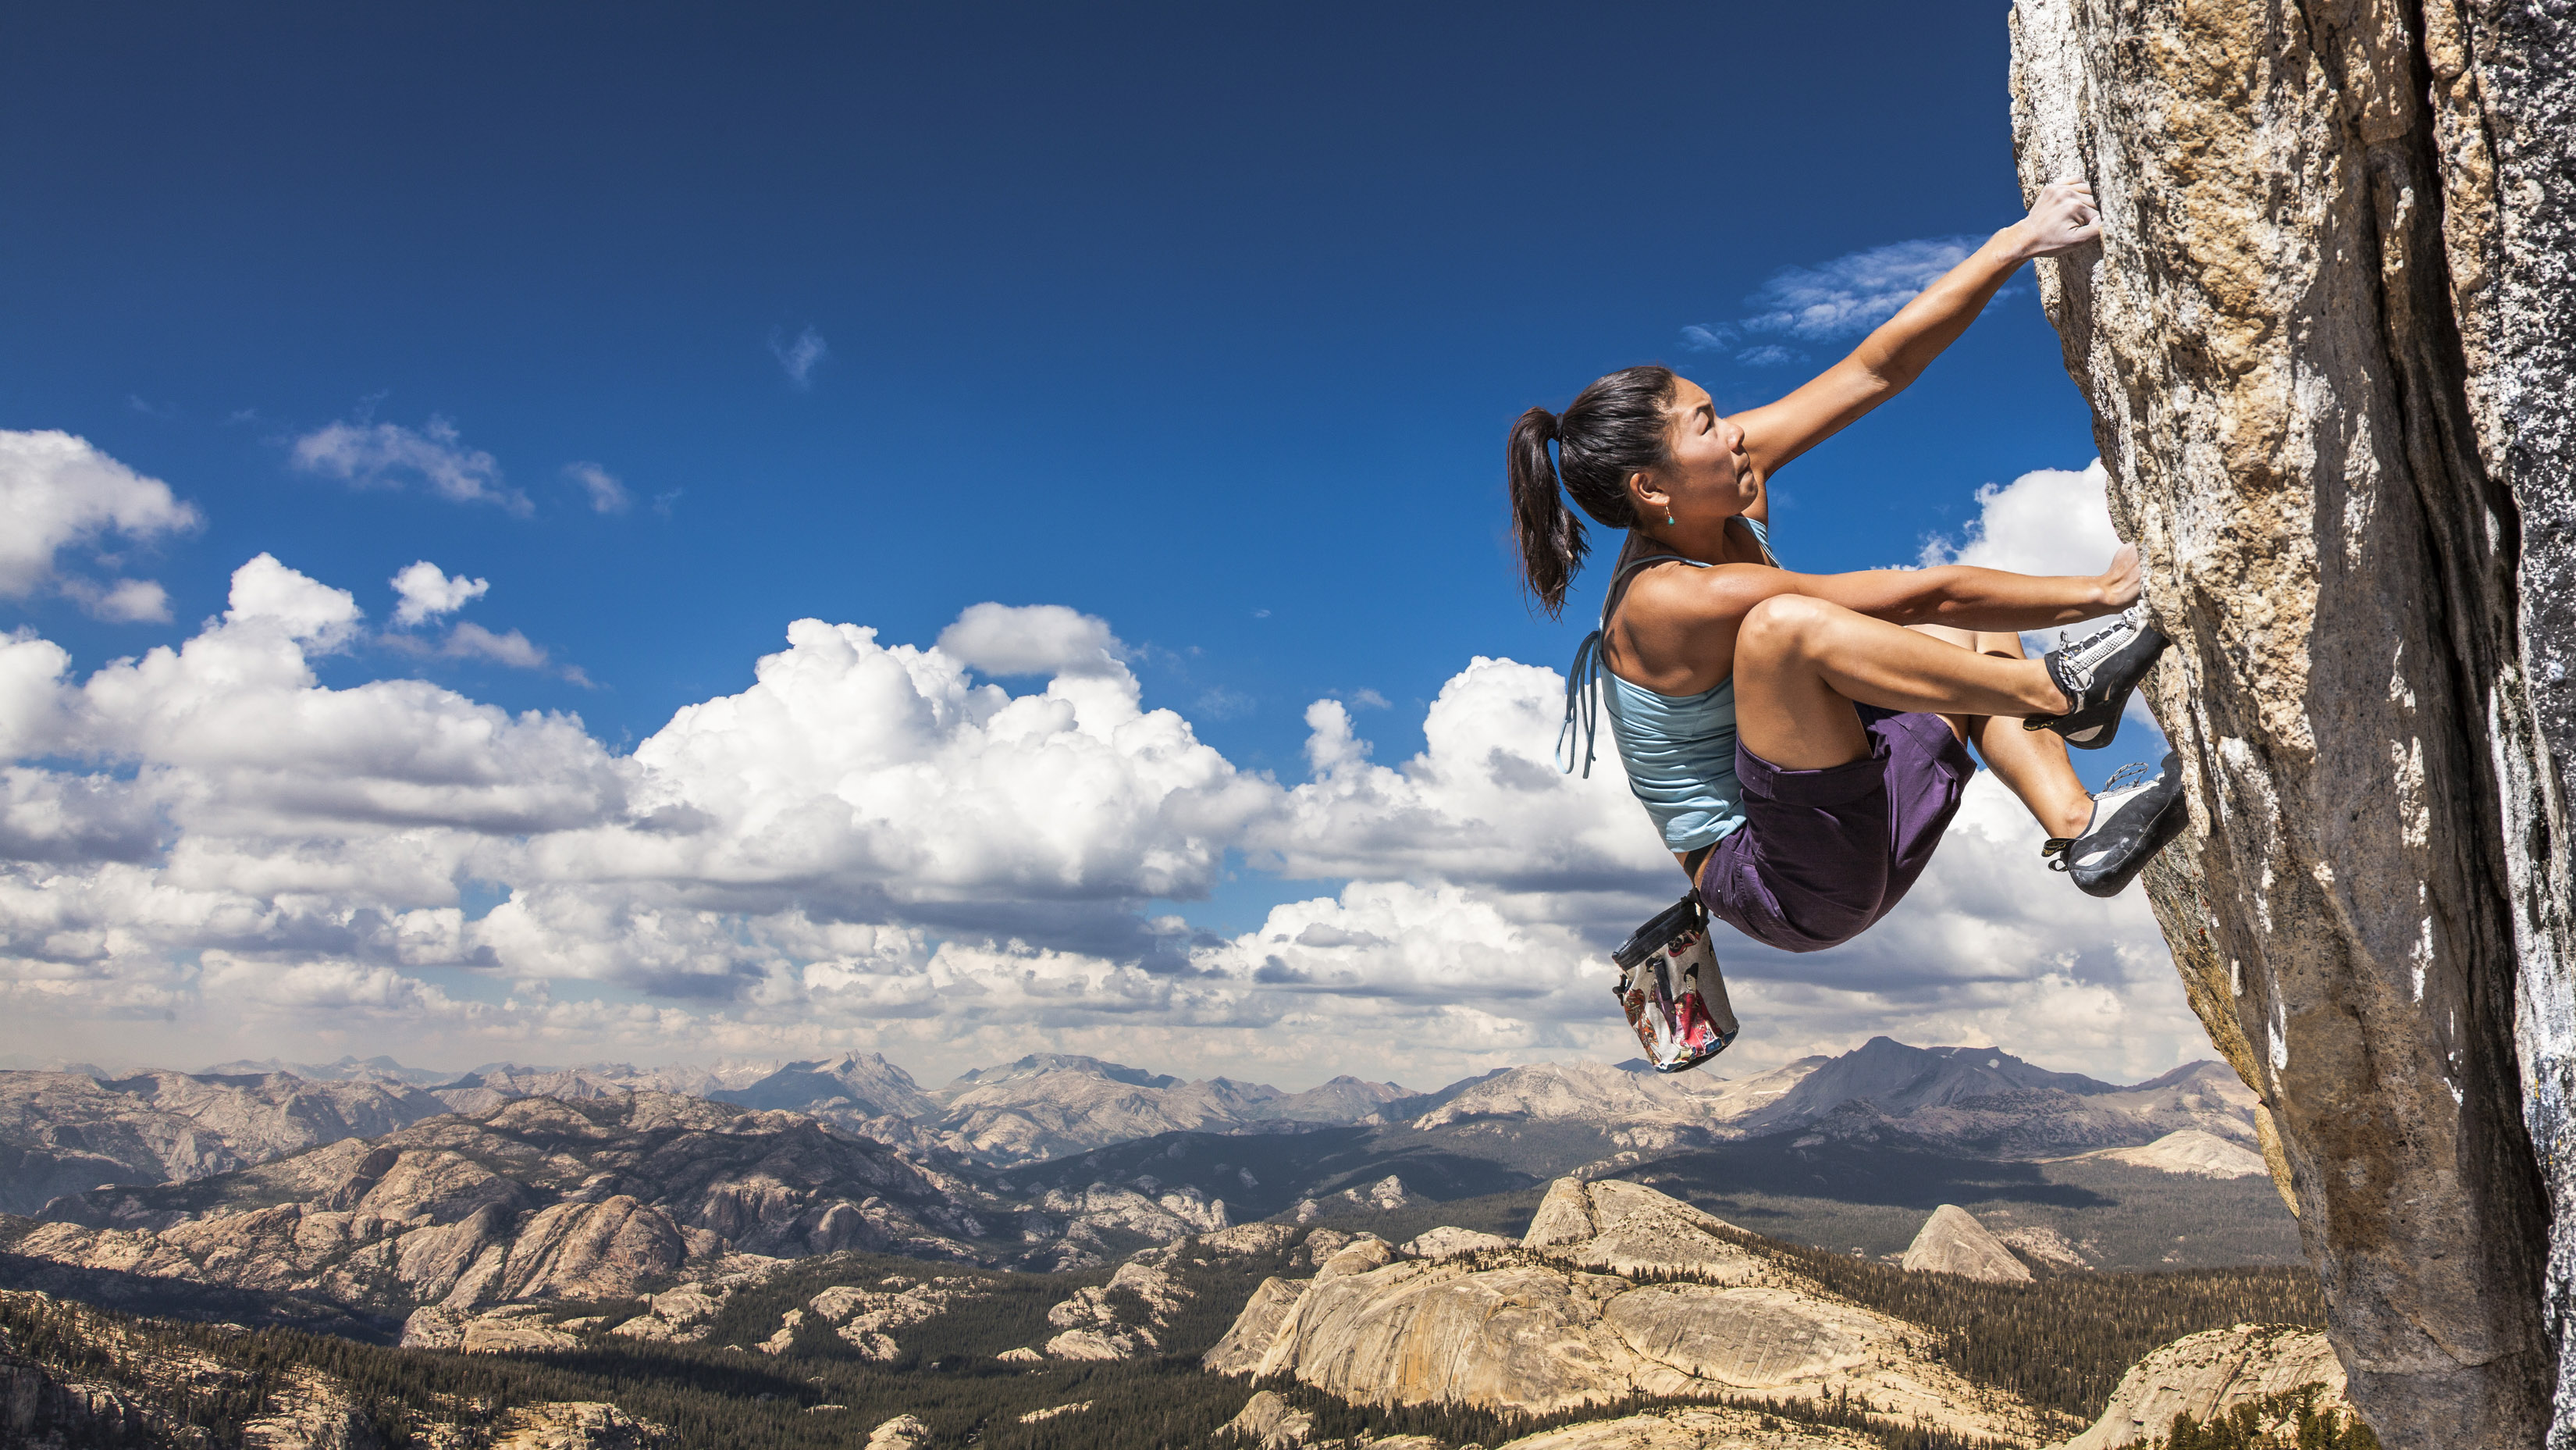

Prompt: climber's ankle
xmin=2047 ymin=796 xmax=2096 ymax=841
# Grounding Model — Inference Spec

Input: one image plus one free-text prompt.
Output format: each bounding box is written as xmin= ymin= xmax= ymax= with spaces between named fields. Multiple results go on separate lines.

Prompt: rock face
xmin=2051 ymin=1324 xmax=2351 ymax=1450
xmin=1900 ymin=1205 xmax=2033 ymax=1284
xmin=1207 ymin=1177 xmax=2044 ymax=1443
xmin=2008 ymin=1 xmax=2576 ymax=1443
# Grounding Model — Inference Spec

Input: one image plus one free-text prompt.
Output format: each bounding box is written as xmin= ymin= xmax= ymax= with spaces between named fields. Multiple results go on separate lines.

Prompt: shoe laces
xmin=2041 ymin=759 xmax=2161 ymax=864
xmin=2051 ymin=605 xmax=2149 ymax=693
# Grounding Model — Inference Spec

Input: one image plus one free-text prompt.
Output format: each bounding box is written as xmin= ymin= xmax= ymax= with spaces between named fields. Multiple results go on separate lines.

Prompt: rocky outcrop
xmin=2049 ymin=1324 xmax=2350 ymax=1450
xmin=0 ymin=1070 xmax=447 ymax=1214
xmin=2083 ymin=1129 xmax=2268 ymax=1180
xmin=1223 ymin=1389 xmax=1318 ymax=1448
xmin=2012 ymin=0 xmax=2576 ymax=1443
xmin=863 ymin=1414 xmax=930 ymax=1450
xmin=1901 ymin=1206 xmax=2032 ymax=1284
xmin=1489 ymin=1407 xmax=1877 ymax=1450
xmin=1208 ymin=1177 xmax=2045 ymax=1442
xmin=1402 ymin=1226 xmax=1514 ymax=1259
xmin=486 ymin=1401 xmax=671 ymax=1449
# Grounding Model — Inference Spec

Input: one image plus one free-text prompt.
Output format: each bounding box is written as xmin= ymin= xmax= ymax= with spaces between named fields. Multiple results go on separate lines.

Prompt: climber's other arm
xmin=1731 ymin=179 xmax=2102 ymax=480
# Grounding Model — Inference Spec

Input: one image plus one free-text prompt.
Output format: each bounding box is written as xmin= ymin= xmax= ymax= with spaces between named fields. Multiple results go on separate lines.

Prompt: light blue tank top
xmin=1559 ymin=517 xmax=1778 ymax=852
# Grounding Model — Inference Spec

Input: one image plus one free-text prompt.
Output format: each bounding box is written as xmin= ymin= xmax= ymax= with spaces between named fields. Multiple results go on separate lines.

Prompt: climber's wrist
xmin=1995 ymin=222 xmax=2044 ymax=266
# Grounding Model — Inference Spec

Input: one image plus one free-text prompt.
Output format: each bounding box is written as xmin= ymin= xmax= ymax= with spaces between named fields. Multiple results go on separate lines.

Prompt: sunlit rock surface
xmin=1208 ymin=1177 xmax=2044 ymax=1442
xmin=1900 ymin=1205 xmax=2032 ymax=1284
xmin=2050 ymin=1324 xmax=2351 ymax=1450
xmin=2010 ymin=0 xmax=2576 ymax=1442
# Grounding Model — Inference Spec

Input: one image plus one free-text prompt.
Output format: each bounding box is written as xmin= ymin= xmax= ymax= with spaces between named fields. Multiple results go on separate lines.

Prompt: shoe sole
xmin=2069 ymin=780 xmax=2190 ymax=898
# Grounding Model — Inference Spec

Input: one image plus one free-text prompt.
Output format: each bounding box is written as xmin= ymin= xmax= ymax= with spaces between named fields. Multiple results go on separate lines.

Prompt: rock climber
xmin=1510 ymin=178 xmax=2189 ymax=972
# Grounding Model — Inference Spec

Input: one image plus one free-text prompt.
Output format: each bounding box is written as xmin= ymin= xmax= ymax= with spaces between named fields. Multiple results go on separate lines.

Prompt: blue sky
xmin=0 ymin=2 xmax=2192 ymax=1087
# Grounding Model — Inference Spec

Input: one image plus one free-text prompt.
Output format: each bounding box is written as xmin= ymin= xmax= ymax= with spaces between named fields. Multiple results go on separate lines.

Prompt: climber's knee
xmin=1738 ymin=593 xmax=1838 ymax=667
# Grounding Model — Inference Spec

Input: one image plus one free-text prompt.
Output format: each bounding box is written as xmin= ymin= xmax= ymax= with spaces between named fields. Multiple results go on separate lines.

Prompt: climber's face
xmin=1653 ymin=376 xmax=1758 ymax=517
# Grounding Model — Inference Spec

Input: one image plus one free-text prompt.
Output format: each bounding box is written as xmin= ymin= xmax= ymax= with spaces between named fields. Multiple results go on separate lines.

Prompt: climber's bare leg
xmin=1732 ymin=594 xmax=2070 ymax=772
xmin=1912 ymin=624 xmax=2095 ymax=840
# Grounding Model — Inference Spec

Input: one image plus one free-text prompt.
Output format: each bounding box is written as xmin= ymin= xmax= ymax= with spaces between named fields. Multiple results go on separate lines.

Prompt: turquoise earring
xmin=1666 ymin=511 xmax=1675 ymax=525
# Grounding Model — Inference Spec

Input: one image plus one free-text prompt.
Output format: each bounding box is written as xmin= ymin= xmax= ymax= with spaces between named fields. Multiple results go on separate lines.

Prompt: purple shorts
xmin=1692 ymin=707 xmax=1974 ymax=953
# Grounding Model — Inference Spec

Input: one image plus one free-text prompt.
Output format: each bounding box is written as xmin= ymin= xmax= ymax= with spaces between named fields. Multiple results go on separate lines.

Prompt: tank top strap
xmin=1560 ymin=551 xmax=1710 ymax=779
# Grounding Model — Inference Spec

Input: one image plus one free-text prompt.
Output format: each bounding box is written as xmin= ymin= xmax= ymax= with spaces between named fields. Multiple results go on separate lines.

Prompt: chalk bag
xmin=1610 ymin=893 xmax=1740 ymax=1074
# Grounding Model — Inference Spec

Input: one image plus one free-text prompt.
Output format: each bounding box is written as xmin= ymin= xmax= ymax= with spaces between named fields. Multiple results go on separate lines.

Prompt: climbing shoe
xmin=2023 ymin=603 xmax=2168 ymax=750
xmin=2044 ymin=751 xmax=2190 ymax=898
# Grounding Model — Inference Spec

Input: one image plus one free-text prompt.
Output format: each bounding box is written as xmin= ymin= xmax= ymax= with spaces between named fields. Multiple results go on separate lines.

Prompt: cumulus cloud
xmin=936 ymin=603 xmax=1125 ymax=679
xmin=0 ymin=451 xmax=2199 ymax=1082
xmin=0 ymin=430 xmax=199 ymax=607
xmin=1919 ymin=461 xmax=2159 ymax=750
xmin=1919 ymin=459 xmax=2121 ymax=579
xmin=290 ymin=415 xmax=529 ymax=515
xmin=565 ymin=461 xmax=630 ymax=514
xmin=390 ymin=561 xmax=490 ymax=627
xmin=770 ymin=326 xmax=829 ymax=389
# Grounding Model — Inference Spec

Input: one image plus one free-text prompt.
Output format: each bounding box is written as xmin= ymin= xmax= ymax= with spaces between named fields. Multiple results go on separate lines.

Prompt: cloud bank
xmin=0 ymin=447 xmax=2197 ymax=1087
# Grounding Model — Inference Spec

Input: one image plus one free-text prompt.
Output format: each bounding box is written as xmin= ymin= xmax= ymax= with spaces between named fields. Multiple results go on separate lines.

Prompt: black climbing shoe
xmin=2044 ymin=751 xmax=2189 ymax=898
xmin=2023 ymin=603 xmax=2168 ymax=750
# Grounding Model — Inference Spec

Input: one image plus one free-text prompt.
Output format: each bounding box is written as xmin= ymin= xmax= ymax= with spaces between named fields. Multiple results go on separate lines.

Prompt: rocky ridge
xmin=2 ymin=1092 xmax=1005 ymax=1328
xmin=0 ymin=1070 xmax=449 ymax=1216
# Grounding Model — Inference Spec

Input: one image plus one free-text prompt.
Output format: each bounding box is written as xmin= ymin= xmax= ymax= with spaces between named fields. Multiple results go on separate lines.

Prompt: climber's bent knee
xmin=1736 ymin=593 xmax=1839 ymax=665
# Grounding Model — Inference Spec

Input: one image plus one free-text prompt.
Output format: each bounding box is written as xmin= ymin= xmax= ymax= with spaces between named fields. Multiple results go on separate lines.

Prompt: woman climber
xmin=1508 ymin=179 xmax=2188 ymax=987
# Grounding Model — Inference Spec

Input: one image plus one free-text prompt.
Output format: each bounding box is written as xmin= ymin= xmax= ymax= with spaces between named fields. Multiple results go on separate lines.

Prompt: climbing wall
xmin=2008 ymin=1 xmax=2576 ymax=1445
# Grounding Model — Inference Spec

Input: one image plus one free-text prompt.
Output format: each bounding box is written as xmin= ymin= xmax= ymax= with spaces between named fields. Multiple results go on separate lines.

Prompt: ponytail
xmin=1503 ymin=365 xmax=1679 ymax=618
xmin=1509 ymin=408 xmax=1586 ymax=617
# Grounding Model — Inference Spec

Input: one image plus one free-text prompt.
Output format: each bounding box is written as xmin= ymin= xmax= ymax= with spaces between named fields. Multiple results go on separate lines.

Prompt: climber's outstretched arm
xmin=1732 ymin=179 xmax=2101 ymax=479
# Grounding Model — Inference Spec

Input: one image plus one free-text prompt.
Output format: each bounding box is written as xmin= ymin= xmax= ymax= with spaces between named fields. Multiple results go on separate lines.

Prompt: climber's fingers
xmin=2023 ymin=179 xmax=2105 ymax=256
xmin=2097 ymin=542 xmax=2143 ymax=611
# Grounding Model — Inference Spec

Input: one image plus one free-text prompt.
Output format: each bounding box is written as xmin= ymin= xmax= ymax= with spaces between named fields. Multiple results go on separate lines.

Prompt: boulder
xmin=2049 ymin=1324 xmax=2350 ymax=1450
xmin=2009 ymin=1 xmax=2576 ymax=1443
xmin=1900 ymin=1205 xmax=2032 ymax=1283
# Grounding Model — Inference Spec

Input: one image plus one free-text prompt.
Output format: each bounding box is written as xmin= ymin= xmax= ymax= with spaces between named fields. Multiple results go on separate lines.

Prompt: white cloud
xmin=1919 ymin=459 xmax=2120 ymax=577
xmin=936 ymin=602 xmax=1125 ymax=679
xmin=0 ymin=430 xmax=199 ymax=604
xmin=62 ymin=579 xmax=173 ymax=624
xmin=0 ymin=454 xmax=2201 ymax=1084
xmin=770 ymin=326 xmax=829 ymax=389
xmin=290 ymin=416 xmax=529 ymax=515
xmin=390 ymin=561 xmax=490 ymax=627
xmin=565 ymin=461 xmax=630 ymax=515
xmin=443 ymin=622 xmax=551 ymax=671
xmin=1742 ymin=236 xmax=1983 ymax=340
xmin=1678 ymin=235 xmax=1991 ymax=360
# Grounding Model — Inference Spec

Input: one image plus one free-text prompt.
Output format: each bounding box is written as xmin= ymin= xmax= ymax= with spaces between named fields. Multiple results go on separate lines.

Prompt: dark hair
xmin=1507 ymin=365 xmax=1678 ymax=616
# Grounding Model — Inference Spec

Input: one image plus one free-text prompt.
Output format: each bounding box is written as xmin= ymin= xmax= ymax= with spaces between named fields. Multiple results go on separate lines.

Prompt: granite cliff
xmin=2010 ymin=0 xmax=2576 ymax=1442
